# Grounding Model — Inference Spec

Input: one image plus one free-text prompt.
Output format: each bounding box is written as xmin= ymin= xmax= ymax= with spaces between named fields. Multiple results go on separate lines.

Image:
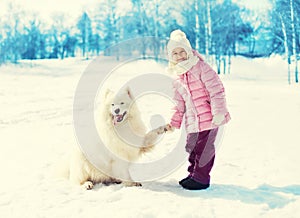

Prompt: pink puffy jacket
xmin=170 ymin=51 xmax=231 ymax=133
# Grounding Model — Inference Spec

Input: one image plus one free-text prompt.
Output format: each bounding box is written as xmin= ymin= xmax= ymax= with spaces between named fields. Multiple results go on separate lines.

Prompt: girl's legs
xmin=179 ymin=150 xmax=196 ymax=185
xmin=181 ymin=128 xmax=218 ymax=189
xmin=187 ymin=150 xmax=197 ymax=174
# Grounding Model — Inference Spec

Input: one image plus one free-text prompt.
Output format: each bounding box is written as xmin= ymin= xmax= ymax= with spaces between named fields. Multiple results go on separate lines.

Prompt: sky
xmin=0 ymin=0 xmax=272 ymax=18
xmin=0 ymin=0 xmax=272 ymax=31
xmin=0 ymin=0 xmax=132 ymax=25
xmin=0 ymin=0 xmax=96 ymax=15
xmin=0 ymin=0 xmax=90 ymax=25
xmin=233 ymin=0 xmax=272 ymax=10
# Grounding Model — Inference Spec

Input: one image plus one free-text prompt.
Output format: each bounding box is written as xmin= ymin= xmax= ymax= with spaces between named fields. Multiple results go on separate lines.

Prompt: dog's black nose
xmin=114 ymin=108 xmax=120 ymax=114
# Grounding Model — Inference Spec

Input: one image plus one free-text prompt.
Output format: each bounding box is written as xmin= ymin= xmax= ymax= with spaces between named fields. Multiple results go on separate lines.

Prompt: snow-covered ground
xmin=0 ymin=56 xmax=299 ymax=218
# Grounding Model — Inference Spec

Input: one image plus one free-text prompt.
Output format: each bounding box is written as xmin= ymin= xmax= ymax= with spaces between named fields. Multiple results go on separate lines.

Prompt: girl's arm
xmin=199 ymin=62 xmax=229 ymax=116
xmin=170 ymin=86 xmax=186 ymax=129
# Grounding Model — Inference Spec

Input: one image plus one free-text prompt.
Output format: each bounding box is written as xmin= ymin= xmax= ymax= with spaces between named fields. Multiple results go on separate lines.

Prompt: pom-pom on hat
xmin=167 ymin=29 xmax=193 ymax=60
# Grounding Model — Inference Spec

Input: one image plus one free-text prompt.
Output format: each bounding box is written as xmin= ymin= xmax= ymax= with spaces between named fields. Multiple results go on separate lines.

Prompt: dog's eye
xmin=111 ymin=103 xmax=114 ymax=106
xmin=120 ymin=102 xmax=124 ymax=105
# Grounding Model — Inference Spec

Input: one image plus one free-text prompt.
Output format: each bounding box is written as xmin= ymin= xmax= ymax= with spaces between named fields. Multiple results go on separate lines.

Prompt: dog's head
xmin=106 ymin=87 xmax=134 ymax=126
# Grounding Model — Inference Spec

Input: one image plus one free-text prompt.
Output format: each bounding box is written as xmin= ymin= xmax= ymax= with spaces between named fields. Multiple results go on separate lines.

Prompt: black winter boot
xmin=178 ymin=176 xmax=191 ymax=185
xmin=180 ymin=177 xmax=210 ymax=190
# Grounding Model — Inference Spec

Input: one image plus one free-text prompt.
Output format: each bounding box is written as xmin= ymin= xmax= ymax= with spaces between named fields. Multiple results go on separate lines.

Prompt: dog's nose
xmin=114 ymin=108 xmax=120 ymax=114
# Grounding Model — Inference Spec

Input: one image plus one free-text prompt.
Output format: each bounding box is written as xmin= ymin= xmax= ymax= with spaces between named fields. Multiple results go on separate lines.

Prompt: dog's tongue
xmin=113 ymin=115 xmax=123 ymax=125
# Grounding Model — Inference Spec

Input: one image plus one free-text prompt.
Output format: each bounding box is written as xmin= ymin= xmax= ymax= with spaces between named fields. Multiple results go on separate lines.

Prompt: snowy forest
xmin=0 ymin=0 xmax=299 ymax=83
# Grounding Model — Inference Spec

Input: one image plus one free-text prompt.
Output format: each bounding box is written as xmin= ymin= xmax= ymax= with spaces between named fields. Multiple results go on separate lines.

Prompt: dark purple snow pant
xmin=185 ymin=128 xmax=219 ymax=184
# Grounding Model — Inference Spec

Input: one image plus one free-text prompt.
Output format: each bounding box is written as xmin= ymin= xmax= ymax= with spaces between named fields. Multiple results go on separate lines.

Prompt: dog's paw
xmin=155 ymin=126 xmax=167 ymax=134
xmin=153 ymin=124 xmax=174 ymax=134
xmin=164 ymin=124 xmax=175 ymax=132
xmin=82 ymin=181 xmax=94 ymax=190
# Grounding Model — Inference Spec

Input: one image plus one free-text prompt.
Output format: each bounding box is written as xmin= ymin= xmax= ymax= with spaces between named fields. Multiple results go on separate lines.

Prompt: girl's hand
xmin=155 ymin=124 xmax=174 ymax=134
xmin=143 ymin=124 xmax=175 ymax=147
xmin=212 ymin=114 xmax=225 ymax=125
xmin=164 ymin=124 xmax=175 ymax=132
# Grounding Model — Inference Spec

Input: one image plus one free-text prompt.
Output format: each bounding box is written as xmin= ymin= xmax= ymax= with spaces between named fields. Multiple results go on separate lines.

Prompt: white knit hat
xmin=167 ymin=29 xmax=193 ymax=60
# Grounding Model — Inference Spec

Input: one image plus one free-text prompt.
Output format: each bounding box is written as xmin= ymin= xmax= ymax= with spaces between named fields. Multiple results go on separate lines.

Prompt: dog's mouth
xmin=113 ymin=111 xmax=127 ymax=125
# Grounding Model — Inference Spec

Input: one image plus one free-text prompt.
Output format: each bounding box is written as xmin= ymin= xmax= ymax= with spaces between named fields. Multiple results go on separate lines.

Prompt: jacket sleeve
xmin=170 ymin=81 xmax=186 ymax=129
xmin=199 ymin=62 xmax=229 ymax=116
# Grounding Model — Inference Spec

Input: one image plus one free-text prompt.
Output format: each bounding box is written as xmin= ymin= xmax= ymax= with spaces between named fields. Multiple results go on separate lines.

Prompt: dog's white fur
xmin=66 ymin=87 xmax=170 ymax=189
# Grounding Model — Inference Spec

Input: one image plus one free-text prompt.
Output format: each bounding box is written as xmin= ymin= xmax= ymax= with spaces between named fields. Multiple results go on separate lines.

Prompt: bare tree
xmin=272 ymin=0 xmax=299 ymax=84
xmin=77 ymin=12 xmax=93 ymax=59
xmin=290 ymin=0 xmax=298 ymax=83
xmin=211 ymin=0 xmax=253 ymax=74
xmin=279 ymin=13 xmax=291 ymax=84
xmin=0 ymin=3 xmax=24 ymax=63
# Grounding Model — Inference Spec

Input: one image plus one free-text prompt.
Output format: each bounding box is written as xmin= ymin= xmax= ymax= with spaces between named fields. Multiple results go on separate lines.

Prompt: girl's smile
xmin=172 ymin=47 xmax=187 ymax=63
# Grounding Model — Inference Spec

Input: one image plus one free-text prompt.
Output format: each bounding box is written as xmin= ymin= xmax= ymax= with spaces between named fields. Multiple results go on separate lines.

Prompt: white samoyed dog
xmin=67 ymin=87 xmax=172 ymax=189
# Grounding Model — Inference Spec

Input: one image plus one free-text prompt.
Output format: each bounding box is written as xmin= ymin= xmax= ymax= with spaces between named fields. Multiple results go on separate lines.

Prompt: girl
xmin=167 ymin=30 xmax=231 ymax=190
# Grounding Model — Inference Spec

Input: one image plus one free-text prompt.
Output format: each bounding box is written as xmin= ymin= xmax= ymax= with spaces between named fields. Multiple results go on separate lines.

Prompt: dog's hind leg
xmin=111 ymin=160 xmax=141 ymax=187
xmin=69 ymin=150 xmax=92 ymax=189
xmin=69 ymin=163 xmax=90 ymax=188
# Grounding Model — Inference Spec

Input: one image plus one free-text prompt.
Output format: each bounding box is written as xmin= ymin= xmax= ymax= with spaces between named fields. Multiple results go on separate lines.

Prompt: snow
xmin=0 ymin=56 xmax=300 ymax=218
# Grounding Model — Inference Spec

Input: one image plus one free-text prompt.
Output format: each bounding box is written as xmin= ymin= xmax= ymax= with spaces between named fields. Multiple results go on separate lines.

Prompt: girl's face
xmin=171 ymin=47 xmax=187 ymax=64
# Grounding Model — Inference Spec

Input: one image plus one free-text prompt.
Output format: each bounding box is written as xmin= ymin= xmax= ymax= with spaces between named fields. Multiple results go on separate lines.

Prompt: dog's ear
xmin=125 ymin=86 xmax=134 ymax=99
xmin=104 ymin=89 xmax=113 ymax=99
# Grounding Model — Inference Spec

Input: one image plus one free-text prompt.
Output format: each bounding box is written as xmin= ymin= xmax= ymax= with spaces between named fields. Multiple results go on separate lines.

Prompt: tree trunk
xmin=290 ymin=0 xmax=298 ymax=83
xmin=154 ymin=0 xmax=159 ymax=60
xmin=222 ymin=56 xmax=226 ymax=74
xmin=205 ymin=0 xmax=212 ymax=62
xmin=194 ymin=0 xmax=200 ymax=51
xmin=215 ymin=54 xmax=221 ymax=74
xmin=279 ymin=13 xmax=291 ymax=84
xmin=227 ymin=55 xmax=231 ymax=74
